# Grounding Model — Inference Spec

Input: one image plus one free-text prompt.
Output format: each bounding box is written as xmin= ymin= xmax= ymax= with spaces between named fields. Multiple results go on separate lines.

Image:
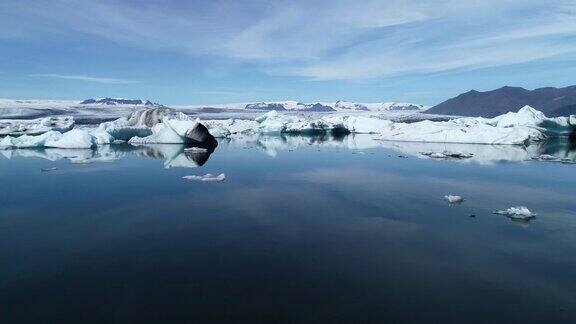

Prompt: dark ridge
xmin=245 ymin=102 xmax=287 ymax=110
xmin=428 ymin=85 xmax=576 ymax=117
xmin=553 ymin=104 xmax=576 ymax=117
xmin=303 ymin=103 xmax=335 ymax=112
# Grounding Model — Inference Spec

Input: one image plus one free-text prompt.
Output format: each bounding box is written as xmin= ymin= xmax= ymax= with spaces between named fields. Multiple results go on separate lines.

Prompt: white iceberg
xmin=45 ymin=129 xmax=96 ymax=149
xmin=202 ymin=106 xmax=573 ymax=145
xmin=494 ymin=206 xmax=536 ymax=220
xmin=183 ymin=173 xmax=226 ymax=182
xmin=0 ymin=116 xmax=74 ymax=136
xmin=1 ymin=129 xmax=95 ymax=149
xmin=184 ymin=147 xmax=208 ymax=152
xmin=0 ymin=108 xmax=217 ymax=149
xmin=443 ymin=195 xmax=464 ymax=204
xmin=422 ymin=151 xmax=474 ymax=159
xmin=203 ymin=119 xmax=259 ymax=137
xmin=0 ymin=106 xmax=572 ymax=151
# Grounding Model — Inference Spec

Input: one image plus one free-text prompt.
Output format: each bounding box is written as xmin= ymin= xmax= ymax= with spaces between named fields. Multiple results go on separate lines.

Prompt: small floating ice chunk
xmin=534 ymin=154 xmax=557 ymax=160
xmin=184 ymin=147 xmax=208 ymax=153
xmin=183 ymin=173 xmax=226 ymax=182
xmin=41 ymin=167 xmax=58 ymax=172
xmin=494 ymin=206 xmax=536 ymax=220
xmin=443 ymin=195 xmax=464 ymax=204
xmin=422 ymin=151 xmax=473 ymax=159
xmin=531 ymin=154 xmax=562 ymax=162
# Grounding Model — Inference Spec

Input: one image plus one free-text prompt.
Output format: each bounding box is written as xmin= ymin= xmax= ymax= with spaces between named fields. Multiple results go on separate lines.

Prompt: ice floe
xmin=530 ymin=153 xmax=576 ymax=164
xmin=0 ymin=108 xmax=217 ymax=150
xmin=0 ymin=129 xmax=96 ymax=149
xmin=443 ymin=195 xmax=464 ymax=204
xmin=183 ymin=173 xmax=226 ymax=182
xmin=421 ymin=151 xmax=474 ymax=159
xmin=0 ymin=106 xmax=573 ymax=157
xmin=494 ymin=206 xmax=536 ymax=220
xmin=203 ymin=106 xmax=574 ymax=145
xmin=0 ymin=116 xmax=74 ymax=136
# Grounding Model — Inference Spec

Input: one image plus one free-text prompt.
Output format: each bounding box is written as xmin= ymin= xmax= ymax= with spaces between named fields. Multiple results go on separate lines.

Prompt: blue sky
xmin=1 ymin=0 xmax=576 ymax=105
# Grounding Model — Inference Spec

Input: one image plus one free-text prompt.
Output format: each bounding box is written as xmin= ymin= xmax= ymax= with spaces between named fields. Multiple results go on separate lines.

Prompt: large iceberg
xmin=203 ymin=106 xmax=574 ymax=145
xmin=0 ymin=108 xmax=217 ymax=150
xmin=0 ymin=106 xmax=573 ymax=152
xmin=0 ymin=116 xmax=74 ymax=136
xmin=0 ymin=129 xmax=95 ymax=149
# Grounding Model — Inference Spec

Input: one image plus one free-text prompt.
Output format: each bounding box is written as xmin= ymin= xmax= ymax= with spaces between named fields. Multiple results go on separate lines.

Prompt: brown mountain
xmin=427 ymin=85 xmax=576 ymax=117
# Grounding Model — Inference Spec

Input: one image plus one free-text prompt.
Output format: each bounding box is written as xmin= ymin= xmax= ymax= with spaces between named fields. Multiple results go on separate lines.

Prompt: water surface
xmin=1 ymin=136 xmax=575 ymax=322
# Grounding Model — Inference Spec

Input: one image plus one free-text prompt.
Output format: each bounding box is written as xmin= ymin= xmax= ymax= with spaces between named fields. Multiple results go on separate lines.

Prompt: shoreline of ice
xmin=0 ymin=106 xmax=574 ymax=151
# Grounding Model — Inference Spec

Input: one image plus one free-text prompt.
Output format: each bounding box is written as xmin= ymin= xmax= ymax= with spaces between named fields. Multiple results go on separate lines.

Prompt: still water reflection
xmin=0 ymin=135 xmax=575 ymax=322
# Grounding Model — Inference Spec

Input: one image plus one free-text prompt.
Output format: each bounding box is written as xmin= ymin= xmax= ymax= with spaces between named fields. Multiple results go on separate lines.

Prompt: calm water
xmin=1 ymin=136 xmax=576 ymax=323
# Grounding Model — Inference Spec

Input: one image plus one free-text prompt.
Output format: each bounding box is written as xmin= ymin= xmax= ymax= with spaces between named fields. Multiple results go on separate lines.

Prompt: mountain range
xmin=428 ymin=86 xmax=576 ymax=117
xmin=80 ymin=98 xmax=163 ymax=107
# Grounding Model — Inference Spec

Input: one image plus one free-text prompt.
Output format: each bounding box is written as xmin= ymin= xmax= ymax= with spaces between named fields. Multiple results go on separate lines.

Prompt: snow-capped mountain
xmin=0 ymin=98 xmax=429 ymax=123
xmin=241 ymin=101 xmax=426 ymax=112
xmin=244 ymin=101 xmax=335 ymax=112
xmin=80 ymin=98 xmax=163 ymax=107
xmin=360 ymin=102 xmax=428 ymax=111
xmin=334 ymin=101 xmax=369 ymax=111
xmin=380 ymin=102 xmax=428 ymax=111
xmin=0 ymin=98 xmax=166 ymax=121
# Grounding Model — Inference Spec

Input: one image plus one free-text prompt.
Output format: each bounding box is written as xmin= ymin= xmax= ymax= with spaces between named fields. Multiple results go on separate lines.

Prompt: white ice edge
xmin=0 ymin=106 xmax=574 ymax=151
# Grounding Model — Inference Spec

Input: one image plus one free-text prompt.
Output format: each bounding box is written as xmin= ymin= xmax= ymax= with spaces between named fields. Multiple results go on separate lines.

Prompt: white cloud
xmin=4 ymin=0 xmax=576 ymax=80
xmin=30 ymin=74 xmax=137 ymax=84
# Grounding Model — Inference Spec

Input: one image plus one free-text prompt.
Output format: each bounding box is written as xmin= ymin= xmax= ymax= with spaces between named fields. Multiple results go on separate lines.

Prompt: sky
xmin=1 ymin=0 xmax=576 ymax=105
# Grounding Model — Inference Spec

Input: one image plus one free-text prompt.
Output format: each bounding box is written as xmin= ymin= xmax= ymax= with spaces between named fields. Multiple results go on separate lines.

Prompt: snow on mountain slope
xmin=334 ymin=101 xmax=369 ymax=111
xmin=177 ymin=101 xmax=427 ymax=112
xmin=0 ymin=98 xmax=166 ymax=122
xmin=363 ymin=102 xmax=428 ymax=111
xmin=79 ymin=98 xmax=161 ymax=106
xmin=243 ymin=101 xmax=335 ymax=111
xmin=0 ymin=98 xmax=428 ymax=120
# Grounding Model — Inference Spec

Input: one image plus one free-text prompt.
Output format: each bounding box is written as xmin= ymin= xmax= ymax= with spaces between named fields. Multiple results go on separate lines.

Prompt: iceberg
xmin=1 ymin=129 xmax=95 ymax=149
xmin=443 ymin=195 xmax=464 ymax=204
xmin=45 ymin=129 xmax=96 ymax=149
xmin=0 ymin=107 xmax=217 ymax=150
xmin=0 ymin=106 xmax=572 ymax=152
xmin=183 ymin=173 xmax=226 ymax=182
xmin=128 ymin=117 xmax=217 ymax=148
xmin=494 ymin=206 xmax=536 ymax=220
xmin=421 ymin=151 xmax=474 ymax=159
xmin=202 ymin=106 xmax=574 ymax=145
xmin=0 ymin=116 xmax=74 ymax=136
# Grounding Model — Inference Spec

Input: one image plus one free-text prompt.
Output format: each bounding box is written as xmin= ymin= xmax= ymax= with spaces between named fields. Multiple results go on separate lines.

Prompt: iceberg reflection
xmin=220 ymin=134 xmax=576 ymax=165
xmin=1 ymin=135 xmax=574 ymax=167
xmin=0 ymin=144 xmax=214 ymax=168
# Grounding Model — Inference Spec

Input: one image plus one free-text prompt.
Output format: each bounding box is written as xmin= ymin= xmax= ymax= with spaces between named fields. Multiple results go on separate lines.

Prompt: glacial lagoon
xmin=1 ymin=135 xmax=575 ymax=322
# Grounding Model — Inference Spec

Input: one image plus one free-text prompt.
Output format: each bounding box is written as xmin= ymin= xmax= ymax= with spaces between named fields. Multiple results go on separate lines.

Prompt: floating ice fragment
xmin=183 ymin=173 xmax=226 ymax=182
xmin=184 ymin=147 xmax=208 ymax=153
xmin=533 ymin=154 xmax=557 ymax=160
xmin=422 ymin=151 xmax=473 ymax=159
xmin=443 ymin=195 xmax=464 ymax=204
xmin=45 ymin=129 xmax=96 ymax=149
xmin=0 ymin=116 xmax=74 ymax=136
xmin=41 ymin=167 xmax=58 ymax=172
xmin=494 ymin=206 xmax=536 ymax=220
